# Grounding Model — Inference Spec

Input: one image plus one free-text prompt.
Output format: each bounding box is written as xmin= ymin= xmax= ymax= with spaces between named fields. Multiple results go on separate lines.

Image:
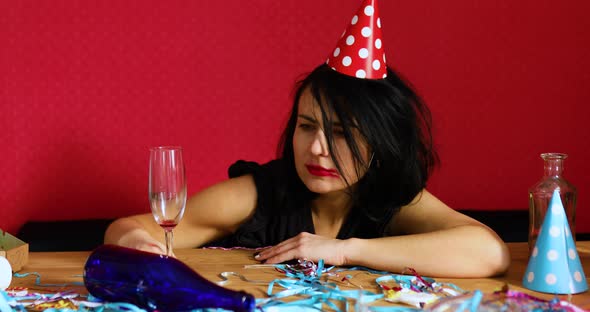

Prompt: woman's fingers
xmin=141 ymin=242 xmax=167 ymax=255
xmin=255 ymin=240 xmax=298 ymax=262
xmin=255 ymin=232 xmax=345 ymax=265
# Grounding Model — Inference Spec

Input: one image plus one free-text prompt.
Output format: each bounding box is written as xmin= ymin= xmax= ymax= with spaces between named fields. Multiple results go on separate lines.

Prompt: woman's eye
xmin=298 ymin=123 xmax=315 ymax=131
xmin=333 ymin=128 xmax=345 ymax=137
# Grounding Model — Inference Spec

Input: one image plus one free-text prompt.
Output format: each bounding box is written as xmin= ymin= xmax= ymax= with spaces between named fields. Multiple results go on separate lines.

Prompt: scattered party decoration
xmin=376 ymin=268 xmax=463 ymax=308
xmin=522 ymin=189 xmax=588 ymax=294
xmin=428 ymin=286 xmax=588 ymax=312
xmin=4 ymin=253 xmax=588 ymax=311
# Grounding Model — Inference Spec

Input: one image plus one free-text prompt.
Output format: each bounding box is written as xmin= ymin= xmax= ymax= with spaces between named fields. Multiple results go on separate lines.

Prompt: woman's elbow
xmin=480 ymin=228 xmax=511 ymax=277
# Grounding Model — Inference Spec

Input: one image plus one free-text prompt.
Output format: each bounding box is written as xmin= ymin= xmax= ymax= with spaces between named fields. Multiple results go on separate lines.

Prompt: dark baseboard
xmin=459 ymin=210 xmax=589 ymax=243
xmin=15 ymin=212 xmax=588 ymax=251
xmin=17 ymin=219 xmax=114 ymax=252
xmin=459 ymin=210 xmax=529 ymax=242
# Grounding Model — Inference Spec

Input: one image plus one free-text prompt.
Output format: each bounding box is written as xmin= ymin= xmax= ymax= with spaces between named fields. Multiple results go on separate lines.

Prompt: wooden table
xmin=9 ymin=242 xmax=590 ymax=310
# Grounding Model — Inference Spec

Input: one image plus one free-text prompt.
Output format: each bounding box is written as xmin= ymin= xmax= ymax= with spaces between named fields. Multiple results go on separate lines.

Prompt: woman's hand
xmin=116 ymin=228 xmax=171 ymax=256
xmin=254 ymin=232 xmax=348 ymax=265
xmin=105 ymin=217 xmax=178 ymax=257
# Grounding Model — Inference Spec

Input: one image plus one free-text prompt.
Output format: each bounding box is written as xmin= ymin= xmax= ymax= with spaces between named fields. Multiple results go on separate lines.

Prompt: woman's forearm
xmin=104 ymin=216 xmax=167 ymax=254
xmin=344 ymin=225 xmax=510 ymax=278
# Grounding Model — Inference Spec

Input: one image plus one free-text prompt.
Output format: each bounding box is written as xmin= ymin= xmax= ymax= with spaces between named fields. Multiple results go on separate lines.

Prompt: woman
xmin=105 ymin=64 xmax=509 ymax=277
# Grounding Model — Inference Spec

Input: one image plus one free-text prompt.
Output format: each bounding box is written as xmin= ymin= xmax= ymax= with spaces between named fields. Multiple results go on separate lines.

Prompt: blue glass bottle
xmin=84 ymin=244 xmax=255 ymax=312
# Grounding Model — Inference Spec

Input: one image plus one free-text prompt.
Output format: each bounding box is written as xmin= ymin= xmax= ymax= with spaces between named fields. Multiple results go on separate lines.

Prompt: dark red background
xmin=1 ymin=1 xmax=589 ymax=235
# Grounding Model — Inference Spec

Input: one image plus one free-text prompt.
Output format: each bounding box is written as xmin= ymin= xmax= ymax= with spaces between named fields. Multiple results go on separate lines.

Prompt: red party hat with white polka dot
xmin=326 ymin=0 xmax=387 ymax=79
xmin=522 ymin=189 xmax=587 ymax=294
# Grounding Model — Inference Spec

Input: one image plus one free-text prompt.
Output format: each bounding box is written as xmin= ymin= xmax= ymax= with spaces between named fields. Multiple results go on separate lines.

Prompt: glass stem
xmin=165 ymin=230 xmax=173 ymax=257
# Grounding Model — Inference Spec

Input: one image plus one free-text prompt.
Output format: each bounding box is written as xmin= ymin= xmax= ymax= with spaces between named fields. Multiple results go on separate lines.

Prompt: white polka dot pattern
xmin=551 ymin=202 xmax=563 ymax=215
xmin=545 ymin=273 xmax=557 ymax=285
xmin=326 ymin=0 xmax=387 ymax=79
xmin=342 ymin=56 xmax=352 ymax=66
xmin=346 ymin=35 xmax=355 ymax=46
xmin=549 ymin=226 xmax=561 ymax=237
xmin=527 ymin=272 xmax=534 ymax=282
xmin=574 ymin=271 xmax=583 ymax=282
xmin=547 ymin=249 xmax=558 ymax=261
xmin=568 ymin=248 xmax=577 ymax=260
xmin=333 ymin=48 xmax=340 ymax=57
xmin=358 ymin=48 xmax=369 ymax=58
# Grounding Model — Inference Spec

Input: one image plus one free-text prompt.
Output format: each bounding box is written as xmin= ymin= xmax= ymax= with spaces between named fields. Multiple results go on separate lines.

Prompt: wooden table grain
xmin=9 ymin=242 xmax=590 ymax=309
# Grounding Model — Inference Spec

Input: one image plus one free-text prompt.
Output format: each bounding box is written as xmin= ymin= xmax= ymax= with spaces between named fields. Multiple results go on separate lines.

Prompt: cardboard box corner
xmin=0 ymin=228 xmax=29 ymax=272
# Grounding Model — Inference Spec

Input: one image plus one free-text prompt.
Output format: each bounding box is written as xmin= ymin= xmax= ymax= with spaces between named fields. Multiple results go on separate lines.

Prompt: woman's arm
xmin=256 ymin=190 xmax=510 ymax=278
xmin=104 ymin=175 xmax=258 ymax=254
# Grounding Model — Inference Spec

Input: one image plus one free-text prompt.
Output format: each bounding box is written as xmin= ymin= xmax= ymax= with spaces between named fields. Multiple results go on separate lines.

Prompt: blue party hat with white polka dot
xmin=522 ymin=189 xmax=587 ymax=294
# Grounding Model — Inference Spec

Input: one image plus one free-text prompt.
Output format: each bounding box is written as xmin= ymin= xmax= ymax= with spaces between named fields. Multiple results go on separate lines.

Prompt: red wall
xmin=1 ymin=0 xmax=589 ymax=235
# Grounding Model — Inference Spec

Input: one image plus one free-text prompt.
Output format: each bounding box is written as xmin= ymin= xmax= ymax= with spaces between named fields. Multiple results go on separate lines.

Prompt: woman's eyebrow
xmin=297 ymin=114 xmax=318 ymax=123
xmin=298 ymin=114 xmax=343 ymax=127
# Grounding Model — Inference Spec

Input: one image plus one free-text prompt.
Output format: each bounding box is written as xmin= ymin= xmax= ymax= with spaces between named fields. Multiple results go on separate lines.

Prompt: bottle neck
xmin=543 ymin=158 xmax=564 ymax=178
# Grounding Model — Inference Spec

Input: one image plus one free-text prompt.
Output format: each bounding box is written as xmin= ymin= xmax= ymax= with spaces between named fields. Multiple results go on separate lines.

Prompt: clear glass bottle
xmin=84 ymin=244 xmax=255 ymax=312
xmin=528 ymin=153 xmax=577 ymax=253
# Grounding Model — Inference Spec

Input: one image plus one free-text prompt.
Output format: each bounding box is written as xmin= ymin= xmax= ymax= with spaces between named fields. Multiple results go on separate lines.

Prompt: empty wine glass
xmin=149 ymin=146 xmax=186 ymax=257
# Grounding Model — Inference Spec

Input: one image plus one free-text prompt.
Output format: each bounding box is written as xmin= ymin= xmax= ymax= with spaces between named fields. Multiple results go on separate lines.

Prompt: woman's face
xmin=293 ymin=89 xmax=371 ymax=194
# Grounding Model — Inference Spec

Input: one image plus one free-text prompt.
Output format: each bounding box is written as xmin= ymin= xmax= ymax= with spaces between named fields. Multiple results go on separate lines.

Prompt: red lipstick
xmin=305 ymin=164 xmax=339 ymax=178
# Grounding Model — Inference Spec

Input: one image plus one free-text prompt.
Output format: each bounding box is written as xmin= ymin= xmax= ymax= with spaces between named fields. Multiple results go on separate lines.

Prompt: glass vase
xmin=528 ymin=153 xmax=577 ymax=253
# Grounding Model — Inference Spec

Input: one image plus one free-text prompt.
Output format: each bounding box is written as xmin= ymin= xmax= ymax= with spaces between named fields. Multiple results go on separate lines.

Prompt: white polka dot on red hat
xmin=342 ymin=56 xmax=352 ymax=66
xmin=333 ymin=48 xmax=340 ymax=57
xmin=346 ymin=35 xmax=355 ymax=45
xmin=359 ymin=48 xmax=368 ymax=59
xmin=372 ymin=60 xmax=381 ymax=70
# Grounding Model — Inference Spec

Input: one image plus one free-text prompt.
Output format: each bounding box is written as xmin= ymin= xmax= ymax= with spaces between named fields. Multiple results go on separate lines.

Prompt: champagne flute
xmin=149 ymin=146 xmax=186 ymax=257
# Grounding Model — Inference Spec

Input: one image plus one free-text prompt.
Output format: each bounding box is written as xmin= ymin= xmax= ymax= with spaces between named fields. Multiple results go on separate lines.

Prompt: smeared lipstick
xmin=305 ymin=164 xmax=339 ymax=178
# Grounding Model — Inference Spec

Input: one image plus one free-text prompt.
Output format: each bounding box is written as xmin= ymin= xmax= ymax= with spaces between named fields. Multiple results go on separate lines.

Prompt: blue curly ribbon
xmin=259 ymin=262 xmax=443 ymax=312
xmin=0 ymin=291 xmax=13 ymax=312
xmin=13 ymin=272 xmax=84 ymax=287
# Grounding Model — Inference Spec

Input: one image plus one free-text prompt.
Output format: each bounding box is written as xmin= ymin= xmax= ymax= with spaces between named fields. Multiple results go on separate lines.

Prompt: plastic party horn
xmin=522 ymin=189 xmax=588 ymax=294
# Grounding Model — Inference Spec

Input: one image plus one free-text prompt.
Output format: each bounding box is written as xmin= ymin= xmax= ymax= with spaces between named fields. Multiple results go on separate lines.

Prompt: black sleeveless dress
xmin=207 ymin=159 xmax=395 ymax=248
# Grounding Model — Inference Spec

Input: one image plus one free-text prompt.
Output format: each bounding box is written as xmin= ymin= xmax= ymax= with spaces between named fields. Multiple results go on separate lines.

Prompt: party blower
xmin=83 ymin=244 xmax=255 ymax=312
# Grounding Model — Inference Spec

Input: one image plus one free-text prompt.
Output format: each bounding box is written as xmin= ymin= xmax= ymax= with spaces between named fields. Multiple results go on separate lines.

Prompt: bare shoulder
xmin=183 ymin=174 xmax=258 ymax=232
xmin=386 ymin=189 xmax=482 ymax=235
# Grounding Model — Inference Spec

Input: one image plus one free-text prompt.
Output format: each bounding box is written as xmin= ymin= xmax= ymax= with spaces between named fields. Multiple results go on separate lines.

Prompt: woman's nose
xmin=310 ymin=130 xmax=329 ymax=157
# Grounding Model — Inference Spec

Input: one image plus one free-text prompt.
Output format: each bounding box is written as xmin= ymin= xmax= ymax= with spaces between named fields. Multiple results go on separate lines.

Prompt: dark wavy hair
xmin=277 ymin=63 xmax=438 ymax=221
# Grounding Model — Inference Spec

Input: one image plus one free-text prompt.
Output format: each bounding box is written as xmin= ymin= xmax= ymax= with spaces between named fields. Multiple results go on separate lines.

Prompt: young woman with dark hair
xmin=107 ymin=0 xmax=509 ymax=277
xmin=105 ymin=63 xmax=509 ymax=277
